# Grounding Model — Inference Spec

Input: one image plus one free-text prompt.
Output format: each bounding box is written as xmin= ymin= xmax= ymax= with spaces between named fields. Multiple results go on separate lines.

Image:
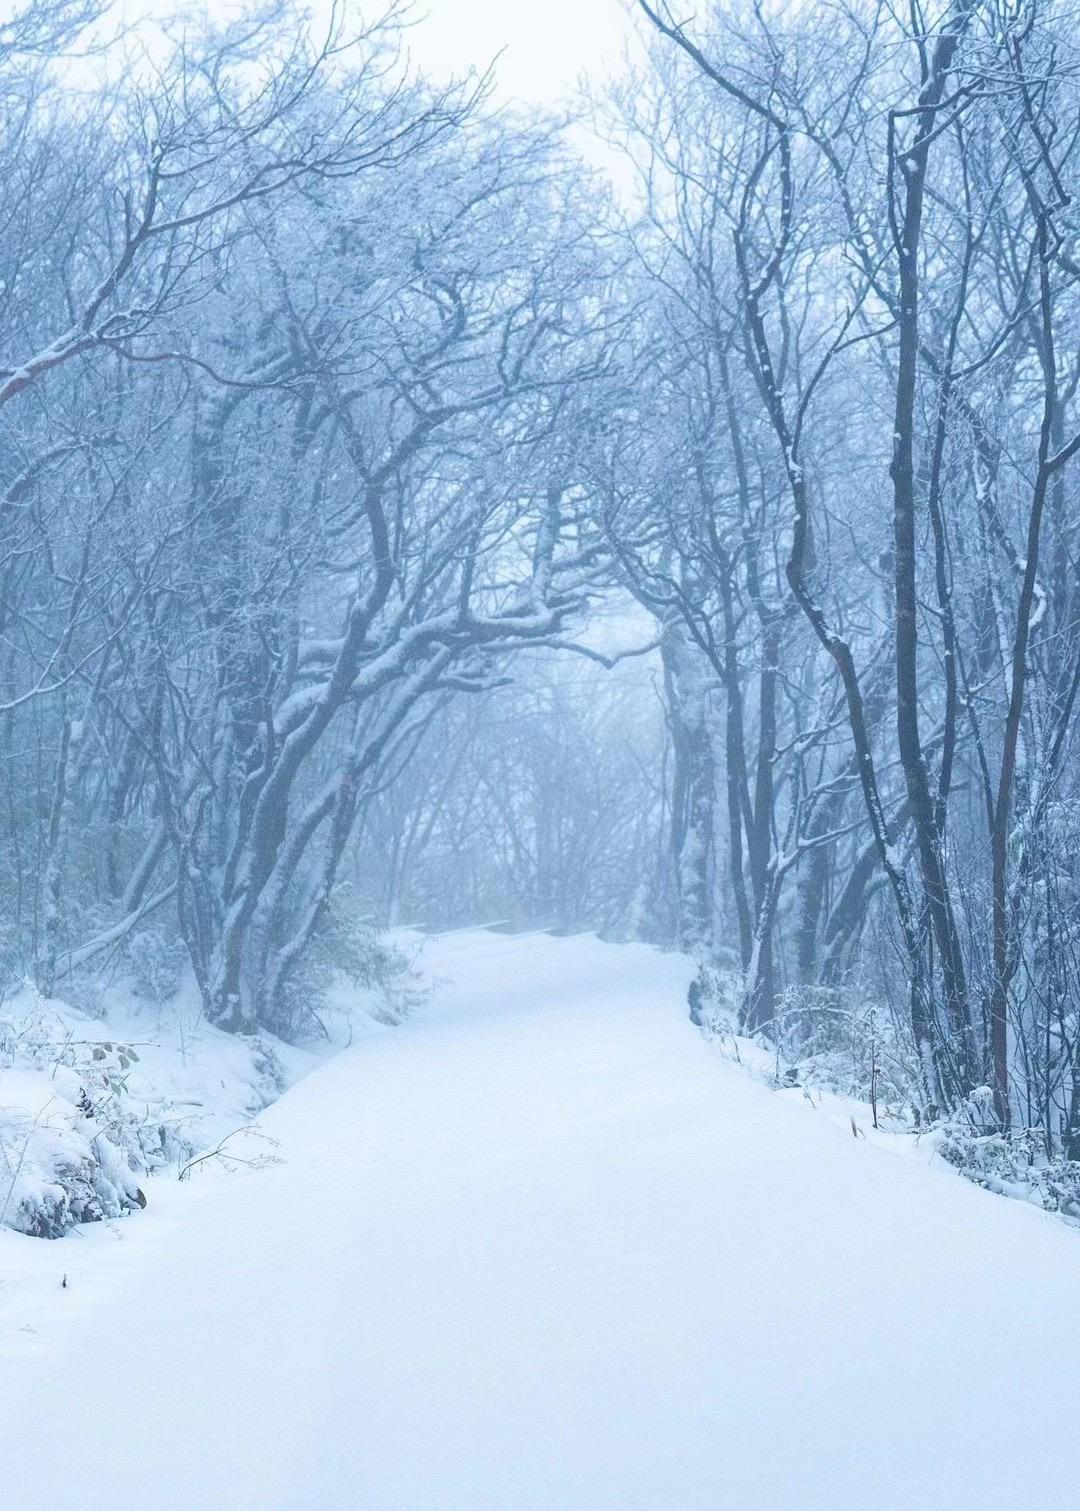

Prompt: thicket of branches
xmin=5 ymin=0 xmax=1080 ymax=1171
xmin=606 ymin=0 xmax=1080 ymax=1161
xmin=0 ymin=0 xmax=613 ymax=1035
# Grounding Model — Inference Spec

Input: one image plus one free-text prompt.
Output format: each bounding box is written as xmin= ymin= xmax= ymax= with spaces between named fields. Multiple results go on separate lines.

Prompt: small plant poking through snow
xmin=178 ymin=1126 xmax=283 ymax=1182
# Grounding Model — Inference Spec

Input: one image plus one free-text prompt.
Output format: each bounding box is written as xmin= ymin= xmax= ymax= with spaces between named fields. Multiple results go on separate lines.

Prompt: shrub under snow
xmin=0 ymin=984 xmax=298 ymax=1239
xmin=933 ymin=1089 xmax=1080 ymax=1223
xmin=1 ymin=923 xmax=426 ymax=1239
xmin=688 ymin=966 xmax=1080 ymax=1227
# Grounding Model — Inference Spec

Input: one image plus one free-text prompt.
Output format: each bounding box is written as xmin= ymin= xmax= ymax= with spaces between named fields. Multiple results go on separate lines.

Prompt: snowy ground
xmin=3 ymin=928 xmax=1080 ymax=1509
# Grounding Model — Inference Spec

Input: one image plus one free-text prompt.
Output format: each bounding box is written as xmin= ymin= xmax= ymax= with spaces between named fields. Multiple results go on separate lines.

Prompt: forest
xmin=5 ymin=0 xmax=1080 ymax=1209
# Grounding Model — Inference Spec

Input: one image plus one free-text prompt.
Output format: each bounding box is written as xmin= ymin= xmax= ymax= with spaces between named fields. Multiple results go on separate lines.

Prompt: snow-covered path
xmin=4 ymin=930 xmax=1080 ymax=1510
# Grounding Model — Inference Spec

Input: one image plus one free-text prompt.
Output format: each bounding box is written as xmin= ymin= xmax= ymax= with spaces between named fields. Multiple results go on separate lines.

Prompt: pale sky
xmin=31 ymin=0 xmax=642 ymax=115
xmin=405 ymin=0 xmax=634 ymax=107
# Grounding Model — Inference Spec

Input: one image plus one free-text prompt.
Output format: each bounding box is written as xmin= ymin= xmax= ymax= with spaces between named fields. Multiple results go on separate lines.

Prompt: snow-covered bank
xmin=693 ymin=985 xmax=1080 ymax=1227
xmin=4 ymin=929 xmax=1080 ymax=1510
xmin=0 ymin=943 xmax=415 ymax=1239
xmin=0 ymin=979 xmax=318 ymax=1239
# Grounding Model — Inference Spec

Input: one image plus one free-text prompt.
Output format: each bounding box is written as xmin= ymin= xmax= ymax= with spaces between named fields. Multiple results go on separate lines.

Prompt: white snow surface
xmin=3 ymin=928 xmax=1080 ymax=1509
